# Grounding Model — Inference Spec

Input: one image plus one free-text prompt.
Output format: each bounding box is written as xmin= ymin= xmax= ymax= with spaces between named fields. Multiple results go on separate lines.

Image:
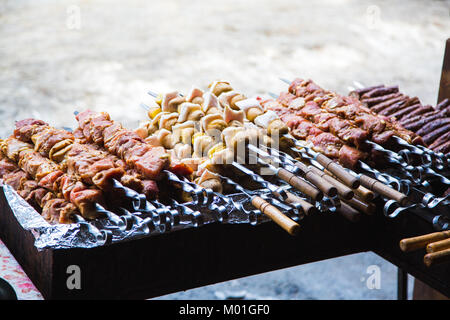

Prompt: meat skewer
xmin=195 ymin=82 xmax=410 ymax=209
xmin=351 ymin=83 xmax=450 ymax=160
xmin=401 ymin=105 xmax=436 ymax=122
xmin=0 ymin=137 xmax=122 ymax=223
xmin=436 ymin=98 xmax=450 ymax=111
xmin=361 ymin=92 xmax=402 ymax=107
xmin=141 ymin=91 xmax=315 ymax=229
xmin=416 ymin=118 xmax=450 ymax=137
xmin=284 ymin=80 xmax=442 ymax=172
xmin=429 ymin=131 xmax=450 ymax=150
xmin=145 ymin=86 xmax=362 ymax=224
xmin=262 ymin=96 xmax=415 ymax=202
xmin=207 ymin=82 xmax=362 ymax=188
xmin=422 ymin=124 xmax=450 ymax=146
xmin=389 ymin=104 xmax=422 ymax=121
xmin=0 ymin=150 xmax=77 ymax=224
xmin=144 ymin=89 xmax=328 ymax=202
xmin=285 ymin=79 xmax=422 ymax=146
xmin=75 ymin=108 xmax=295 ymax=230
xmin=13 ymin=119 xmax=178 ymax=226
xmin=280 ymin=79 xmax=427 ymax=171
xmin=206 ymin=81 xmax=416 ymax=205
xmin=15 ymin=119 xmax=157 ymax=199
xmin=291 ymin=79 xmax=449 ymax=184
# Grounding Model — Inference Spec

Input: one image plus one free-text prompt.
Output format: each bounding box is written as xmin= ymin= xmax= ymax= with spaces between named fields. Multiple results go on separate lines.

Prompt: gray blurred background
xmin=1 ymin=0 xmax=449 ymax=299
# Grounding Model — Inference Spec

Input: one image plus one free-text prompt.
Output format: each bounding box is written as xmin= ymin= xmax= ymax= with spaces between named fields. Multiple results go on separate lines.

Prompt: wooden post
xmin=438 ymin=38 xmax=450 ymax=103
xmin=398 ymin=268 xmax=408 ymax=300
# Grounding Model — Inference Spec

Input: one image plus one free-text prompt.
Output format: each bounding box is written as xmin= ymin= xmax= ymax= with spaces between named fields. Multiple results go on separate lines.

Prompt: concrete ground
xmin=1 ymin=0 xmax=448 ymax=299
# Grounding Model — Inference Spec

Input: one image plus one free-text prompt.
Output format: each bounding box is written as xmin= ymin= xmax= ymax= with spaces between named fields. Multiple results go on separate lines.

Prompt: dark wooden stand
xmin=1 ymin=187 xmax=449 ymax=299
xmin=0 ymin=188 xmax=375 ymax=299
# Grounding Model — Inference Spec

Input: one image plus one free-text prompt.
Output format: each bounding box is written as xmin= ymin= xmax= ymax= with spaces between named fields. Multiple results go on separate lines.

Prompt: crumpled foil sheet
xmin=1 ymin=184 xmax=273 ymax=250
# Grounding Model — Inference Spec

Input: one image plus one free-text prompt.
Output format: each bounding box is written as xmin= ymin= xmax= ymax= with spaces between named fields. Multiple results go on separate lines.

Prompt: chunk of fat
xmin=235 ymin=98 xmax=263 ymax=112
xmin=243 ymin=121 xmax=258 ymax=129
xmin=201 ymin=113 xmax=223 ymax=132
xmin=172 ymin=120 xmax=198 ymax=142
xmin=193 ymin=135 xmax=214 ymax=157
xmin=202 ymin=92 xmax=219 ymax=113
xmin=186 ymin=86 xmax=204 ymax=102
xmin=158 ymin=112 xmax=179 ymax=129
xmin=222 ymin=126 xmax=245 ymax=147
xmin=150 ymin=111 xmax=165 ymax=128
xmin=178 ymin=102 xmax=202 ymax=123
xmin=209 ymin=80 xmax=230 ymax=93
xmin=162 ymin=91 xmax=180 ymax=112
xmin=223 ymin=105 xmax=244 ymax=124
xmin=145 ymin=135 xmax=162 ymax=147
xmin=254 ymin=110 xmax=279 ymax=128
xmin=173 ymin=143 xmax=192 ymax=159
xmin=289 ymin=97 xmax=305 ymax=110
xmin=156 ymin=129 xmax=173 ymax=148
xmin=218 ymin=90 xmax=238 ymax=108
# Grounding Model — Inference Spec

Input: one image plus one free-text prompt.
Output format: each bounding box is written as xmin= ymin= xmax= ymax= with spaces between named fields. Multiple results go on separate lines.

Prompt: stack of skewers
xmin=0 ymin=78 xmax=449 ymax=267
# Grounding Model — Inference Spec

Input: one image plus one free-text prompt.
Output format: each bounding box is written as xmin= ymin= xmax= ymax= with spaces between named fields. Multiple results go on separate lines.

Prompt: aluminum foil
xmin=1 ymin=184 xmax=274 ymax=250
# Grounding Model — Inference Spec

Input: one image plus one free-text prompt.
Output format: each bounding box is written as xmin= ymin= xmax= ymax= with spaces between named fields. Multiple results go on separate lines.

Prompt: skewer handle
xmin=353 ymin=184 xmax=375 ymax=202
xmin=283 ymin=191 xmax=318 ymax=216
xmin=315 ymin=154 xmax=360 ymax=189
xmin=251 ymin=196 xmax=300 ymax=236
xmin=309 ymin=166 xmax=354 ymax=200
xmin=344 ymin=196 xmax=375 ymax=215
xmin=277 ymin=168 xmax=323 ymax=201
xmin=424 ymin=248 xmax=450 ymax=267
xmin=360 ymin=174 xmax=409 ymax=206
xmin=294 ymin=162 xmax=337 ymax=197
xmin=336 ymin=201 xmax=361 ymax=222
xmin=399 ymin=231 xmax=450 ymax=252
xmin=427 ymin=238 xmax=450 ymax=253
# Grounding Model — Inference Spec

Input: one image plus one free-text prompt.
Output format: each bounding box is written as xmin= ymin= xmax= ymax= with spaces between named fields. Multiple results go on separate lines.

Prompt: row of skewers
xmin=138 ymin=79 xmax=450 ymax=229
xmin=350 ymin=84 xmax=450 ymax=155
xmin=345 ymin=83 xmax=450 ymax=267
xmin=0 ymin=79 xmax=448 ymax=255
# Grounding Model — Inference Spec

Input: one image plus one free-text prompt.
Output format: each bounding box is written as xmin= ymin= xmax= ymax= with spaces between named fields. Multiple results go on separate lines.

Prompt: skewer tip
xmin=140 ymin=103 xmax=150 ymax=111
xmin=147 ymin=90 xmax=158 ymax=98
xmin=279 ymin=78 xmax=291 ymax=84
